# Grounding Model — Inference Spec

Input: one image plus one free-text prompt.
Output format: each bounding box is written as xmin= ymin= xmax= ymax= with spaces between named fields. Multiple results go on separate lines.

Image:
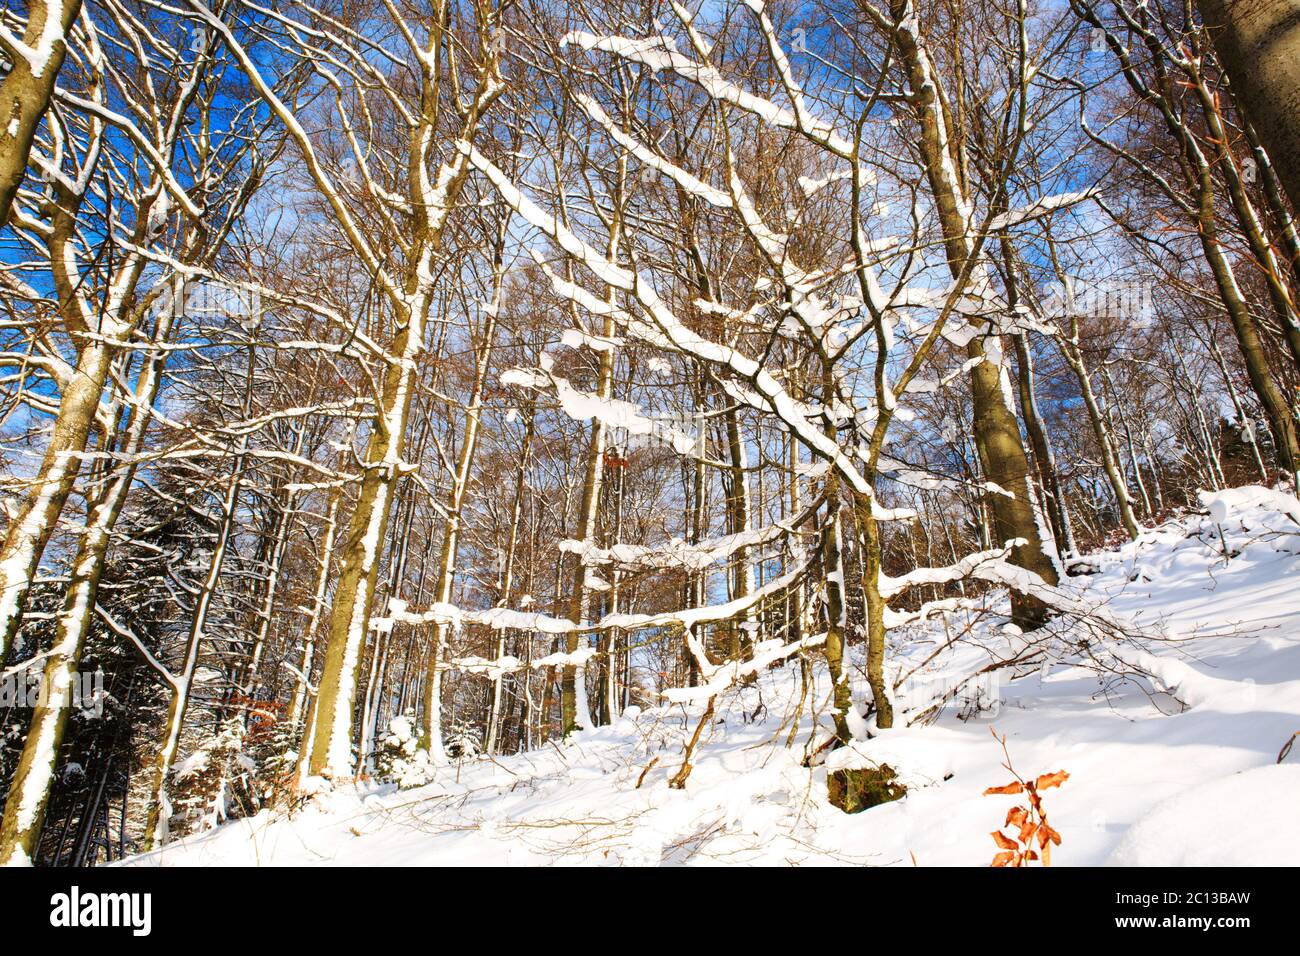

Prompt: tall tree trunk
xmin=560 ymin=350 xmax=611 ymax=735
xmin=851 ymin=493 xmax=893 ymax=730
xmin=1194 ymin=188 xmax=1300 ymax=478
xmin=0 ymin=139 xmax=170 ymax=659
xmin=309 ymin=342 xmax=418 ymax=776
xmin=1208 ymin=335 xmax=1270 ymax=481
xmin=417 ymin=226 xmax=506 ymax=756
xmin=559 ymin=191 xmax=624 ymax=737
xmin=144 ymin=430 xmax=248 ymax=848
xmin=1197 ymin=0 xmax=1300 ymax=213
xmin=1011 ymin=331 xmax=1076 ymax=558
xmin=998 ymin=237 xmax=1076 ymax=559
xmin=818 ymin=364 xmax=853 ymax=741
xmin=0 ymin=299 xmax=174 ymax=865
xmin=1188 ymin=62 xmax=1300 ymax=374
xmin=723 ymin=404 xmax=755 ymax=665
xmin=308 ymin=138 xmax=491 ymax=776
xmin=0 ymin=340 xmax=111 ymax=661
xmin=360 ymin=476 xmax=417 ymax=762
xmin=1102 ymin=368 xmax=1154 ymax=519
xmin=207 ymin=0 xmax=506 ymax=778
xmin=888 ymin=3 xmax=1059 ymax=628
xmin=0 ymin=0 xmax=83 ymax=227
xmin=287 ymin=484 xmax=341 ymax=752
xmin=142 ymin=340 xmax=256 ymax=847
xmin=486 ymin=404 xmax=533 ymax=754
xmin=1060 ymin=337 xmax=1141 ymax=540
xmin=238 ymin=425 xmax=308 ymax=700
xmin=601 ymin=418 xmax=626 ymax=721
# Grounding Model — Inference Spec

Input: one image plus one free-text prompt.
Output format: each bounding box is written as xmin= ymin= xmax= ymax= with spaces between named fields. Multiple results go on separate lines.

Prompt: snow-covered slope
xmin=124 ymin=488 xmax=1300 ymax=867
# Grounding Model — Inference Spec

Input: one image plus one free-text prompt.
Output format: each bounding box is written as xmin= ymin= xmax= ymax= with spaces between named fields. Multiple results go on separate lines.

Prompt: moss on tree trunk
xmin=828 ymin=764 xmax=906 ymax=814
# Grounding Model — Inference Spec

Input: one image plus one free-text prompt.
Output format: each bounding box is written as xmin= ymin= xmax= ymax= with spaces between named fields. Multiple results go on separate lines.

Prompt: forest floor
xmin=124 ymin=487 xmax=1300 ymax=866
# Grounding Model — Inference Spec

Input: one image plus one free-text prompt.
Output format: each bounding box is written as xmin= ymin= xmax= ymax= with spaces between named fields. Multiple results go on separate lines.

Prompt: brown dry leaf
xmin=991 ymin=851 xmax=1015 ymax=867
xmin=991 ymin=830 xmax=1018 ymax=850
xmin=984 ymin=781 xmax=1024 ymax=795
xmin=1005 ymin=806 xmax=1028 ymax=827
xmin=1036 ymin=770 xmax=1070 ymax=790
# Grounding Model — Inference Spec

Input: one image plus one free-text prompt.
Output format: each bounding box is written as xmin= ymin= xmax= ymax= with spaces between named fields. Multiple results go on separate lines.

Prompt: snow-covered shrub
xmin=245 ymin=717 xmax=301 ymax=809
xmin=375 ymin=715 xmax=435 ymax=789
xmin=169 ymin=717 xmax=258 ymax=838
xmin=445 ymin=721 xmax=482 ymax=760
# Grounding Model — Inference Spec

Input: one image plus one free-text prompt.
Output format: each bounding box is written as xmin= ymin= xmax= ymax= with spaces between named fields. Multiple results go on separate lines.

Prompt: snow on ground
xmin=124 ymin=488 xmax=1300 ymax=867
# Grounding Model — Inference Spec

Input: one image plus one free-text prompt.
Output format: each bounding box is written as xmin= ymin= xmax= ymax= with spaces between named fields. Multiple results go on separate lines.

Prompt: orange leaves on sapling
xmin=983 ymin=729 xmax=1068 ymax=868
